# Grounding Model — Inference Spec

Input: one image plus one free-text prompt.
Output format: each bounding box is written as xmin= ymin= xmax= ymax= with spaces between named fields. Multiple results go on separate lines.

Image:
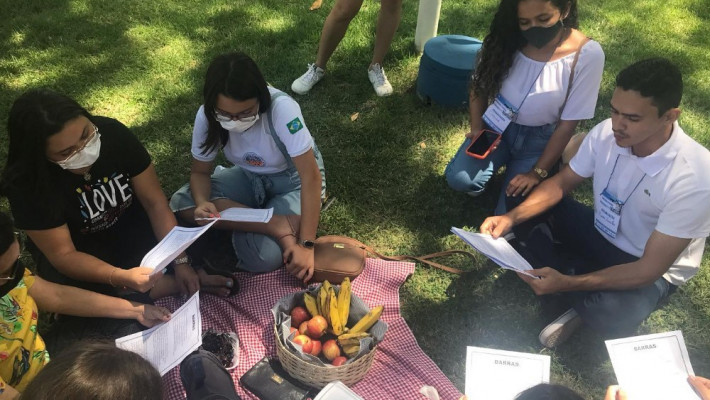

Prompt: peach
xmin=307 ymin=315 xmax=328 ymax=338
xmin=322 ymin=339 xmax=341 ymax=361
xmin=309 ymin=339 xmax=322 ymax=357
xmin=290 ymin=306 xmax=310 ymax=328
xmin=298 ymin=321 xmax=309 ymax=335
xmin=293 ymin=334 xmax=313 ymax=354
xmin=331 ymin=356 xmax=347 ymax=366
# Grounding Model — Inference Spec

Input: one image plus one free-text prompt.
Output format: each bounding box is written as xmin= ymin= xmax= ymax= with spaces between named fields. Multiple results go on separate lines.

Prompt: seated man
xmin=480 ymin=58 xmax=710 ymax=348
xmin=0 ymin=211 xmax=170 ymax=398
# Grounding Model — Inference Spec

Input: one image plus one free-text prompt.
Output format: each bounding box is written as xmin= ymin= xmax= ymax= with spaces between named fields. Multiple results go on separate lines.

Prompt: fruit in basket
xmin=307 ymin=315 xmax=328 ymax=338
xmin=288 ymin=327 xmax=298 ymax=337
xmin=322 ymin=339 xmax=341 ymax=361
xmin=337 ymin=332 xmax=368 ymax=358
xmin=293 ymin=335 xmax=313 ymax=353
xmin=349 ymin=305 xmax=384 ymax=334
xmin=309 ymin=339 xmax=322 ymax=356
xmin=290 ymin=306 xmax=310 ymax=328
xmin=328 ymin=286 xmax=344 ymax=335
xmin=332 ymin=356 xmax=347 ymax=366
xmin=318 ymin=281 xmax=332 ymax=321
xmin=298 ymin=321 xmax=309 ymax=335
xmin=337 ymin=277 xmax=351 ymax=325
xmin=304 ymin=292 xmax=320 ymax=317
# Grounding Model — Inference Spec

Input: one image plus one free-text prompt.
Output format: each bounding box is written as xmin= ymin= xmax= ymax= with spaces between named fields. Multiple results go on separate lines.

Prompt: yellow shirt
xmin=0 ymin=270 xmax=49 ymax=393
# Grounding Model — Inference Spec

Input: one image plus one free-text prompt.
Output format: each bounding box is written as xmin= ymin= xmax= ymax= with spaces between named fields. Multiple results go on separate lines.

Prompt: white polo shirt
xmin=191 ymin=87 xmax=314 ymax=174
xmin=570 ymin=119 xmax=710 ymax=285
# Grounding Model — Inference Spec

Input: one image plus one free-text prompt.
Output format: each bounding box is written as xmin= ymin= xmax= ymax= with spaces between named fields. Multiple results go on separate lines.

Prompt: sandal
xmin=200 ymin=258 xmax=240 ymax=297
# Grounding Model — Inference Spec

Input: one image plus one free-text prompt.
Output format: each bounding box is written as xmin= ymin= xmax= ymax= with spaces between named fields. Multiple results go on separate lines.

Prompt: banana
xmin=337 ymin=332 xmax=369 ymax=341
xmin=341 ymin=343 xmax=360 ymax=358
xmin=317 ymin=281 xmax=330 ymax=321
xmin=337 ymin=277 xmax=351 ymax=326
xmin=349 ymin=305 xmax=384 ymax=334
xmin=303 ymin=293 xmax=319 ymax=317
xmin=329 ymin=286 xmax=344 ymax=335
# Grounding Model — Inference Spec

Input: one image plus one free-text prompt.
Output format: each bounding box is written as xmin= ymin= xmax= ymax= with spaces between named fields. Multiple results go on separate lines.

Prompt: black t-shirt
xmin=9 ymin=117 xmax=159 ymax=278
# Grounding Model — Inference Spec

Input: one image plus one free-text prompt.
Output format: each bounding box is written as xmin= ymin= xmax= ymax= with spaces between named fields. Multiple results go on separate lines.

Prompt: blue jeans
xmin=170 ymin=149 xmax=326 ymax=273
xmin=511 ymin=197 xmax=674 ymax=339
xmin=445 ymin=122 xmax=555 ymax=215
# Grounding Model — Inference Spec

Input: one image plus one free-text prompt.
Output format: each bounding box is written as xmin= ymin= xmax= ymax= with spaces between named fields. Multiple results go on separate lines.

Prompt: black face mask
xmin=521 ymin=20 xmax=563 ymax=49
xmin=0 ymin=259 xmax=26 ymax=298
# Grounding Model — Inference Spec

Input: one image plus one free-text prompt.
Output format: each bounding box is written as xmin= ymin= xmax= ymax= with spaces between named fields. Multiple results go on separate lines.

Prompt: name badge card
xmin=465 ymin=346 xmax=550 ymax=399
xmin=594 ymin=189 xmax=622 ymax=239
xmin=606 ymin=331 xmax=698 ymax=400
xmin=482 ymin=94 xmax=518 ymax=134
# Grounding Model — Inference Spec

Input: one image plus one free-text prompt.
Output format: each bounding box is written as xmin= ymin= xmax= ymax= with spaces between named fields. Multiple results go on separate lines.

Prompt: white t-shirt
xmin=569 ymin=119 xmax=710 ymax=285
xmin=191 ymin=87 xmax=314 ymax=174
xmin=498 ymin=40 xmax=605 ymax=127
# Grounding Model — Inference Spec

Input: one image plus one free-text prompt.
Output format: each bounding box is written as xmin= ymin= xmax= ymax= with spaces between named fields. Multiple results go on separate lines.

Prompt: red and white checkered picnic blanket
xmin=157 ymin=259 xmax=463 ymax=400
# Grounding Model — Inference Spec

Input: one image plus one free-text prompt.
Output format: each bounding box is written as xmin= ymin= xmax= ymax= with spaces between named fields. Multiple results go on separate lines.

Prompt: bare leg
xmin=370 ymin=0 xmax=403 ymax=66
xmin=315 ymin=0 xmax=365 ymax=69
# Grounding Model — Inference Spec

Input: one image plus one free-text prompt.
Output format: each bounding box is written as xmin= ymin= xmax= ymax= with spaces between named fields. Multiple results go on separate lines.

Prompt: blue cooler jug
xmin=416 ymin=35 xmax=483 ymax=107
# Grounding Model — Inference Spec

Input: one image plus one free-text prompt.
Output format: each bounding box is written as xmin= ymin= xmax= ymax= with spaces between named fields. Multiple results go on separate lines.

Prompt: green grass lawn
xmin=1 ymin=0 xmax=709 ymax=398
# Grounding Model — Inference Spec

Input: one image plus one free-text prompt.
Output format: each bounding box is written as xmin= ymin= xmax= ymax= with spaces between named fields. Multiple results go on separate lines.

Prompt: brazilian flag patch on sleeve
xmin=286 ymin=117 xmax=304 ymax=134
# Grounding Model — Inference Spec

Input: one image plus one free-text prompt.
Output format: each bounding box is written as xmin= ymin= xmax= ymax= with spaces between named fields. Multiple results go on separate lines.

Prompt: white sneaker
xmin=367 ymin=63 xmax=393 ymax=97
xmin=291 ymin=64 xmax=325 ymax=95
xmin=538 ymin=308 xmax=582 ymax=348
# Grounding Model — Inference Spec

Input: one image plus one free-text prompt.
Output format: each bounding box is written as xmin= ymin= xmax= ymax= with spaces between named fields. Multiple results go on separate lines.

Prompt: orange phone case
xmin=465 ymin=129 xmax=502 ymax=159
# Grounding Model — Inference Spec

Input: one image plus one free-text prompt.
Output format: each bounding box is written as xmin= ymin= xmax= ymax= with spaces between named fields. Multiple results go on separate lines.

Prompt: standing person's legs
xmin=371 ymin=0 xmax=403 ymax=66
xmin=315 ymin=0 xmax=366 ymax=69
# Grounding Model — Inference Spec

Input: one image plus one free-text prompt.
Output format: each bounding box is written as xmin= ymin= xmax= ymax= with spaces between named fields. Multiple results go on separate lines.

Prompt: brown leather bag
xmin=312 ymin=235 xmax=474 ymax=283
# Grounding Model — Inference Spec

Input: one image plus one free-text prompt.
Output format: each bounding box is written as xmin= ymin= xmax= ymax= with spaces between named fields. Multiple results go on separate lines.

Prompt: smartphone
xmin=465 ymin=129 xmax=502 ymax=159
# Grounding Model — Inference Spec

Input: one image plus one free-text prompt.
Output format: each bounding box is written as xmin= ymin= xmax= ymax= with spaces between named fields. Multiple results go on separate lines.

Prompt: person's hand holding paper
xmin=479 ymin=214 xmax=515 ymax=239
xmin=517 ymin=267 xmax=572 ymax=295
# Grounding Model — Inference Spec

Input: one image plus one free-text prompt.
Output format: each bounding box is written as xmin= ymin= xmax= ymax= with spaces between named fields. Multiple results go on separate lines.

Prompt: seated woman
xmin=1 ymin=89 xmax=232 ymax=299
xmin=170 ymin=52 xmax=326 ymax=283
xmin=445 ymin=0 xmax=604 ymax=215
xmin=0 ymin=212 xmax=170 ymax=398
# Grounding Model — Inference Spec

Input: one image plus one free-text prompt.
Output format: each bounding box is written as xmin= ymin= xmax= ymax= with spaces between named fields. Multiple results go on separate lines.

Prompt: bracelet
xmin=109 ymin=268 xmax=118 ymax=287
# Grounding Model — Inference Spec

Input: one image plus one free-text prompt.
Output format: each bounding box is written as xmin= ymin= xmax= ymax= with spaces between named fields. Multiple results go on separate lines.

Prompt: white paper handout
xmin=195 ymin=207 xmax=273 ymax=223
xmin=605 ymin=331 xmax=698 ymax=400
xmin=451 ymin=227 xmax=537 ymax=278
xmin=141 ymin=220 xmax=217 ymax=275
xmin=465 ymin=346 xmax=550 ymax=400
xmin=115 ymin=292 xmax=202 ymax=376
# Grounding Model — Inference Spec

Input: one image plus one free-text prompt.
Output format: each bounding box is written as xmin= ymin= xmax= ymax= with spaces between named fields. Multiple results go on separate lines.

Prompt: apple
xmin=288 ymin=327 xmax=298 ymax=337
xmin=309 ymin=339 xmax=322 ymax=356
xmin=293 ymin=335 xmax=313 ymax=354
xmin=322 ymin=339 xmax=341 ymax=361
xmin=306 ymin=315 xmax=328 ymax=338
xmin=290 ymin=306 xmax=310 ymax=328
xmin=331 ymin=356 xmax=347 ymax=366
xmin=298 ymin=321 xmax=309 ymax=335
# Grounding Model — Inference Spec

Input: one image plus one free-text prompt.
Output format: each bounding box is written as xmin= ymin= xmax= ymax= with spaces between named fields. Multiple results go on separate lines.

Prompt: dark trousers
xmin=510 ymin=197 xmax=674 ymax=339
xmin=180 ymin=350 xmax=241 ymax=400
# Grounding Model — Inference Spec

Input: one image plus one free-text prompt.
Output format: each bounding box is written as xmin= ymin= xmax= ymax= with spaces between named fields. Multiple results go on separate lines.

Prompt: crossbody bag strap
xmin=559 ymin=37 xmax=590 ymax=117
xmin=334 ymin=238 xmax=475 ymax=275
xmin=266 ymin=91 xmax=296 ymax=170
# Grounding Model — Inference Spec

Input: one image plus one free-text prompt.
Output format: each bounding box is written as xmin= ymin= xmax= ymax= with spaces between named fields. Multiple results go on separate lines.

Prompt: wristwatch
xmin=173 ymin=255 xmax=192 ymax=265
xmin=298 ymin=238 xmax=316 ymax=249
xmin=533 ymin=167 xmax=549 ymax=179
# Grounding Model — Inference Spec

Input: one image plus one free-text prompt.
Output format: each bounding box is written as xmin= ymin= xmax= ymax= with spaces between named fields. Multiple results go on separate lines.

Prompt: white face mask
xmin=219 ymin=113 xmax=259 ymax=132
xmin=54 ymin=133 xmax=102 ymax=170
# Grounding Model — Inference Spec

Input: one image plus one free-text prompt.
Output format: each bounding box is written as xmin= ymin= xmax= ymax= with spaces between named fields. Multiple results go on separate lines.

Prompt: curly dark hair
xmin=471 ymin=0 xmax=579 ymax=103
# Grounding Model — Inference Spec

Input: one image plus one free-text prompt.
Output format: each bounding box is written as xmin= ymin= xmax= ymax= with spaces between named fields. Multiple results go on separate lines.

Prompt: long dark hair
xmin=200 ymin=51 xmax=272 ymax=154
xmin=0 ymin=212 xmax=14 ymax=255
xmin=21 ymin=342 xmax=162 ymax=400
xmin=1 ymin=89 xmax=92 ymax=200
xmin=471 ymin=0 xmax=579 ymax=103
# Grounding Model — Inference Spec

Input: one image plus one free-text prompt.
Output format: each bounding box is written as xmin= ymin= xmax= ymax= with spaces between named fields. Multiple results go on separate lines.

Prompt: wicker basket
xmin=274 ymin=325 xmax=377 ymax=389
